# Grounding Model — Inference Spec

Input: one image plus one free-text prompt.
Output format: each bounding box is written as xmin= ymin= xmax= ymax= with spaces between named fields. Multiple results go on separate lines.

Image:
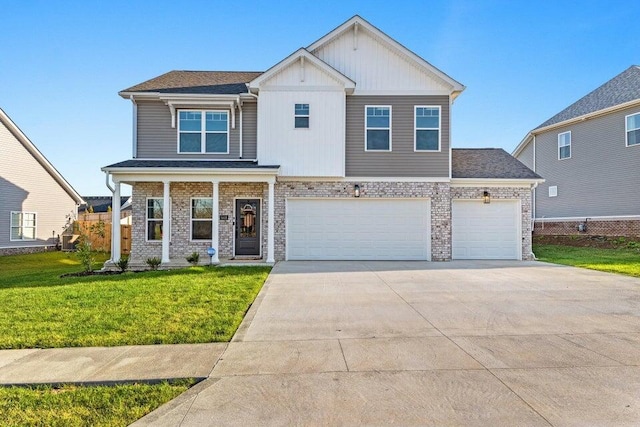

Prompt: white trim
xmin=354 ymin=90 xmax=452 ymax=96
xmin=189 ymin=197 xmax=215 ymax=242
xmin=177 ymin=109 xmax=230 ymax=155
xmin=451 ymin=178 xmax=544 ymax=187
xmin=115 ymin=158 xmax=259 ymax=162
xmin=145 ymin=197 xmax=171 ymax=243
xmin=364 ymin=105 xmax=392 ymax=152
xmin=0 ymin=109 xmax=84 ymax=204
xmin=625 ymin=111 xmax=640 ymax=147
xmin=535 ymin=215 xmax=640 ymax=222
xmin=558 ymin=131 xmax=571 ymax=160
xmin=233 ymin=197 xmax=263 ymax=258
xmin=106 ymin=172 xmax=278 ymax=184
xmin=548 ymin=186 xmax=558 ymax=197
xmin=9 ymin=211 xmax=37 ymax=242
xmin=414 ymin=105 xmax=441 ymax=152
xmin=260 ymin=86 xmax=345 ymax=92
xmin=278 ymin=176 xmax=451 ymax=182
xmin=131 ymin=97 xmax=138 ymax=158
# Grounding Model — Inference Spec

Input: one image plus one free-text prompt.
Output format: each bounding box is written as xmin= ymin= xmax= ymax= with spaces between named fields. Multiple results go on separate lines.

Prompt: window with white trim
xmin=10 ymin=212 xmax=36 ymax=241
xmin=558 ymin=131 xmax=571 ymax=159
xmin=178 ymin=110 xmax=229 ymax=153
xmin=294 ymin=104 xmax=309 ymax=128
xmin=626 ymin=112 xmax=640 ymax=146
xmin=365 ymin=106 xmax=391 ymax=151
xmin=146 ymin=198 xmax=169 ymax=241
xmin=191 ymin=198 xmax=213 ymax=241
xmin=548 ymin=186 xmax=558 ymax=197
xmin=415 ymin=106 xmax=441 ymax=151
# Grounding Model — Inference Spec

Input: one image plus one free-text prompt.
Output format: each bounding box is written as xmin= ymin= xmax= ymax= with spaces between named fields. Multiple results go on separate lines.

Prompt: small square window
xmin=294 ymin=104 xmax=309 ymax=129
xmin=549 ymin=186 xmax=558 ymax=197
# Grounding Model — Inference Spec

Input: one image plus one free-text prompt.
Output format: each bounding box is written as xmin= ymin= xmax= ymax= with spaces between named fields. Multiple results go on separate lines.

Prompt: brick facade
xmin=534 ymin=219 xmax=640 ymax=238
xmin=128 ymin=180 xmax=534 ymax=263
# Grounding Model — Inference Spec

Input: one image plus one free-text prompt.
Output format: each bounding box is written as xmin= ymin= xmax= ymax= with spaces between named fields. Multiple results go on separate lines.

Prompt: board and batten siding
xmin=135 ymin=100 xmax=257 ymax=159
xmin=345 ymin=95 xmax=450 ymax=177
xmin=0 ymin=121 xmax=78 ymax=248
xmin=534 ymin=104 xmax=640 ymax=218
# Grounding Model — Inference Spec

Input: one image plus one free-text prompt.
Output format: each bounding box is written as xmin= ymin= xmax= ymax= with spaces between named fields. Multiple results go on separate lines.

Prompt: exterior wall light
xmin=483 ymin=191 xmax=490 ymax=204
xmin=354 ymin=184 xmax=361 ymax=198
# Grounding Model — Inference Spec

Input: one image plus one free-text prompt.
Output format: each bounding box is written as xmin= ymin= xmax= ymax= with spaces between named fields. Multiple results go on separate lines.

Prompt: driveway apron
xmin=135 ymin=260 xmax=640 ymax=426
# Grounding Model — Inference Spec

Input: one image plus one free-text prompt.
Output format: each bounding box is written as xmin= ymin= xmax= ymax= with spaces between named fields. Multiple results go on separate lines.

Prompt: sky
xmin=2 ymin=0 xmax=639 ymax=196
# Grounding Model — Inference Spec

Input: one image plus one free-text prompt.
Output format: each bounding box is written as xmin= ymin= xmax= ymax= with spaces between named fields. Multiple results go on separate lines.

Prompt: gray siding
xmin=534 ymin=105 xmax=640 ymax=218
xmin=345 ymin=95 xmax=450 ymax=177
xmin=242 ymin=101 xmax=257 ymax=159
xmin=136 ymin=100 xmax=257 ymax=160
xmin=0 ymin=121 xmax=77 ymax=248
xmin=517 ymin=138 xmax=534 ymax=170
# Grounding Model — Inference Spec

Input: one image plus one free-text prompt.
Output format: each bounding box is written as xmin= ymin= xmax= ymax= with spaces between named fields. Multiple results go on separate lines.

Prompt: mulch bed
xmin=533 ymin=235 xmax=639 ymax=249
xmin=60 ymin=270 xmax=124 ymax=278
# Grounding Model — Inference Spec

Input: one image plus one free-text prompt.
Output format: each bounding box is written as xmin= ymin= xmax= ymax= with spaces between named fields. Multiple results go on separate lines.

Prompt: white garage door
xmin=287 ymin=199 xmax=431 ymax=260
xmin=452 ymin=200 xmax=520 ymax=260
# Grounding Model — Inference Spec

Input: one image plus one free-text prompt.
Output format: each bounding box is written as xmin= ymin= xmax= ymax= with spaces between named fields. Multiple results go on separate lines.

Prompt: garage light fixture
xmin=354 ymin=184 xmax=361 ymax=198
xmin=483 ymin=191 xmax=490 ymax=204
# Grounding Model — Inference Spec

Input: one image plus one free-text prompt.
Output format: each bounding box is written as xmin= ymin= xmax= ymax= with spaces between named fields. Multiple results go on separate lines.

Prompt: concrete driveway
xmin=137 ymin=261 xmax=640 ymax=426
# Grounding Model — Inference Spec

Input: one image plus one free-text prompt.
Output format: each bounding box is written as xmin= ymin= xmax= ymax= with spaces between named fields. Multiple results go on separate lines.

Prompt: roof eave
xmin=101 ymin=166 xmax=280 ymax=175
xmin=450 ymin=177 xmax=545 ymax=186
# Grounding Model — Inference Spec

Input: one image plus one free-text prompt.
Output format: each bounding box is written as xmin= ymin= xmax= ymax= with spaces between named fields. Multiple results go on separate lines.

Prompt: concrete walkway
xmin=135 ymin=260 xmax=640 ymax=426
xmin=0 ymin=343 xmax=226 ymax=385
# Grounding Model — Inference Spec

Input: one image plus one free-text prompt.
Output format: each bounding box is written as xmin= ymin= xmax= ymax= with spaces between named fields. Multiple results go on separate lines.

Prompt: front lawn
xmin=0 ymin=252 xmax=271 ymax=348
xmin=534 ymin=244 xmax=640 ymax=278
xmin=0 ymin=380 xmax=194 ymax=427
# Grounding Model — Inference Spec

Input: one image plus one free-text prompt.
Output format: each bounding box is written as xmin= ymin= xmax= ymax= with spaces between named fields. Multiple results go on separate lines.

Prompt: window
xmin=191 ymin=198 xmax=213 ymax=241
xmin=558 ymin=131 xmax=571 ymax=159
xmin=146 ymin=198 xmax=168 ymax=241
xmin=178 ymin=110 xmax=229 ymax=153
xmin=365 ymin=106 xmax=391 ymax=151
xmin=294 ymin=104 xmax=309 ymax=128
xmin=626 ymin=112 xmax=640 ymax=147
xmin=415 ymin=106 xmax=441 ymax=151
xmin=10 ymin=212 xmax=36 ymax=241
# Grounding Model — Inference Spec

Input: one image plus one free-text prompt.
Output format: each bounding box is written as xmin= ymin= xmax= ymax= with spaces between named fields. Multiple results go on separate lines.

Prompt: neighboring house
xmin=79 ymin=196 xmax=130 ymax=214
xmin=513 ymin=66 xmax=640 ymax=237
xmin=102 ymin=15 xmax=542 ymax=267
xmin=0 ymin=108 xmax=84 ymax=255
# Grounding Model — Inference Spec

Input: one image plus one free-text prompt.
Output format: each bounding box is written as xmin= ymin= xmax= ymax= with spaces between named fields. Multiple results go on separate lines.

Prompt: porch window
xmin=10 ymin=212 xmax=36 ymax=241
xmin=365 ymin=106 xmax=391 ymax=151
xmin=191 ymin=198 xmax=213 ymax=241
xmin=146 ymin=198 xmax=168 ymax=241
xmin=178 ymin=110 xmax=229 ymax=154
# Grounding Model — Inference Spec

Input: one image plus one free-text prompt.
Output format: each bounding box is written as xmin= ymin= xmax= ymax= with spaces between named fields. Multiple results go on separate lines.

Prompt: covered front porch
xmin=101 ymin=161 xmax=279 ymax=269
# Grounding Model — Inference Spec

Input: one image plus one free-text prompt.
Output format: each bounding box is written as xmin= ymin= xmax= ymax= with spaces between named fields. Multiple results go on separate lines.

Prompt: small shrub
xmin=186 ymin=252 xmax=200 ymax=266
xmin=76 ymin=236 xmax=95 ymax=272
xmin=116 ymin=256 xmax=129 ymax=272
xmin=146 ymin=257 xmax=162 ymax=270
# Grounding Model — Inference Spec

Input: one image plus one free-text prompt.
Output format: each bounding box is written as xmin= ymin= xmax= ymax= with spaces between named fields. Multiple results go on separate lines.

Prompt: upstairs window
xmin=178 ymin=110 xmax=229 ymax=154
xmin=294 ymin=104 xmax=309 ymax=128
xmin=191 ymin=198 xmax=213 ymax=241
xmin=626 ymin=112 xmax=640 ymax=147
xmin=10 ymin=212 xmax=36 ymax=241
xmin=365 ymin=106 xmax=391 ymax=151
xmin=415 ymin=106 xmax=441 ymax=151
xmin=558 ymin=131 xmax=571 ymax=160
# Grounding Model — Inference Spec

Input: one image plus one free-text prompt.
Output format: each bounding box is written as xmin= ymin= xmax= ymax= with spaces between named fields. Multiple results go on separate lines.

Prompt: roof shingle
xmin=536 ymin=65 xmax=640 ymax=129
xmin=120 ymin=71 xmax=263 ymax=95
xmin=452 ymin=148 xmax=541 ymax=179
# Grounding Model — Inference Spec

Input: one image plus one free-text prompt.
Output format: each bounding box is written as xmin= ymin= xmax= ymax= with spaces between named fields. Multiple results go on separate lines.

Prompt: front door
xmin=235 ymin=199 xmax=261 ymax=256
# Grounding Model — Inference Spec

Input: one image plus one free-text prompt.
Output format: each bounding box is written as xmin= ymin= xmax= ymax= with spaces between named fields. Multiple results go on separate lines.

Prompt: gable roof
xmin=452 ymin=148 xmax=542 ymax=180
xmin=119 ymin=71 xmax=263 ymax=96
xmin=0 ymin=108 xmax=84 ymax=204
xmin=248 ymin=48 xmax=356 ymax=92
xmin=307 ymin=15 xmax=465 ymax=97
xmin=535 ymin=65 xmax=640 ymax=130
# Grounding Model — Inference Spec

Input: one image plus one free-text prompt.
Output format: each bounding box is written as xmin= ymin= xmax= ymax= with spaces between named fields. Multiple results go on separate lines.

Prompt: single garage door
xmin=287 ymin=198 xmax=431 ymax=260
xmin=452 ymin=200 xmax=520 ymax=260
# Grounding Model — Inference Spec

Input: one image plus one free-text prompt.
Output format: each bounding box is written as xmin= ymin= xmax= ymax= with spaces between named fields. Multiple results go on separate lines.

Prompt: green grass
xmin=0 ymin=252 xmax=271 ymax=349
xmin=0 ymin=379 xmax=195 ymax=427
xmin=534 ymin=244 xmax=640 ymax=278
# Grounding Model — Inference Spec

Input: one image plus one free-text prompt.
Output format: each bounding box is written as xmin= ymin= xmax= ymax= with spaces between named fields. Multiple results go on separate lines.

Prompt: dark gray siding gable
xmin=136 ymin=100 xmax=257 ymax=159
xmin=535 ymin=104 xmax=640 ymax=218
xmin=345 ymin=95 xmax=450 ymax=177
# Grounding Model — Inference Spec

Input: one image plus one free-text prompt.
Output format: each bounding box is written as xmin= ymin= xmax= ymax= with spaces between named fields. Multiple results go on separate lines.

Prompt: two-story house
xmin=1 ymin=108 xmax=84 ymax=255
xmin=513 ymin=66 xmax=640 ymax=237
xmin=102 ymin=16 xmax=542 ymax=267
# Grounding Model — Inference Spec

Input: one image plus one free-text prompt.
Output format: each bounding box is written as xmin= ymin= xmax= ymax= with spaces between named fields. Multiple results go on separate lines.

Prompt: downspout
xmin=530 ymin=181 xmax=539 ymax=260
xmin=104 ymin=171 xmax=114 ymax=193
xmin=532 ymin=134 xmax=536 ymax=221
xmin=130 ymin=96 xmax=138 ymax=158
xmin=238 ymin=101 xmax=243 ymax=159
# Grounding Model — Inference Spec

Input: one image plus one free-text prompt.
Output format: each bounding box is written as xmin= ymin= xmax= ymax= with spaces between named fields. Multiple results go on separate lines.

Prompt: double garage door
xmin=285 ymin=198 xmax=521 ymax=261
xmin=287 ymin=199 xmax=431 ymax=260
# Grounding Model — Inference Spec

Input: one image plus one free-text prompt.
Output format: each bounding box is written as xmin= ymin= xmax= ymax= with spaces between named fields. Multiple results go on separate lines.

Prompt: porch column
xmin=267 ymin=178 xmax=275 ymax=263
xmin=161 ymin=180 xmax=171 ymax=264
xmin=211 ymin=180 xmax=220 ymax=264
xmin=111 ymin=180 xmax=121 ymax=263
